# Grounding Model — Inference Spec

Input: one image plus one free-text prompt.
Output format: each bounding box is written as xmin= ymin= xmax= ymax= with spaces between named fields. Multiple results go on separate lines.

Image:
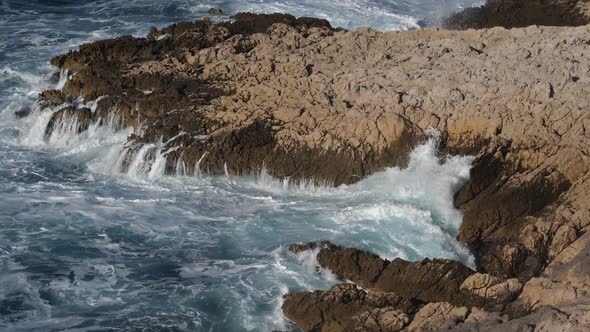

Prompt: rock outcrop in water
xmin=444 ymin=0 xmax=590 ymax=29
xmin=284 ymin=242 xmax=523 ymax=331
xmin=36 ymin=2 xmax=590 ymax=330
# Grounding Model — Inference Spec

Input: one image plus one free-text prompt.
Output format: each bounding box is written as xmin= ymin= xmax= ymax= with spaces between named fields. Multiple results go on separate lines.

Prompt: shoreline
xmin=24 ymin=2 xmax=590 ymax=330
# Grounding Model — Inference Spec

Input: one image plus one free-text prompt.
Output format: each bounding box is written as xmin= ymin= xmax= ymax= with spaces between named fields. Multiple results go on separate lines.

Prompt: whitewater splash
xmin=0 ymin=65 xmax=476 ymax=330
xmin=1 ymin=95 xmax=475 ymax=330
xmin=190 ymin=0 xmax=485 ymax=30
xmin=20 ymin=96 xmax=475 ymax=266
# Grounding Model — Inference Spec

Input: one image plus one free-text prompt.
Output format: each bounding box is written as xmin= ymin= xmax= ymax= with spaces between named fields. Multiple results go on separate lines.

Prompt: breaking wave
xmin=1 ymin=97 xmax=475 ymax=330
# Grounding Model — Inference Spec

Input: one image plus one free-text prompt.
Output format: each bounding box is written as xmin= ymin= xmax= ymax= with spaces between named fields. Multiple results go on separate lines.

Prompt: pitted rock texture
xmin=38 ymin=8 xmax=590 ymax=332
xmin=407 ymin=302 xmax=469 ymax=331
xmin=282 ymin=283 xmax=416 ymax=332
xmin=450 ymin=300 xmax=590 ymax=332
xmin=459 ymin=273 xmax=523 ymax=311
xmin=283 ymin=243 xmax=526 ymax=330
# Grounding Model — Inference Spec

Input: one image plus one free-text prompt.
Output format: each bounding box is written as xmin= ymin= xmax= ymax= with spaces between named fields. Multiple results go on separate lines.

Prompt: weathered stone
xmin=460 ymin=273 xmax=523 ymax=311
xmin=44 ymin=107 xmax=93 ymax=140
xmin=375 ymin=258 xmax=475 ymax=306
xmin=407 ymin=302 xmax=469 ymax=331
xmin=506 ymin=277 xmax=583 ymax=317
xmin=444 ymin=0 xmax=590 ymax=29
xmin=282 ymin=284 xmax=416 ymax=332
xmin=450 ymin=300 xmax=590 ymax=331
xmin=354 ymin=308 xmax=409 ymax=332
xmin=315 ymin=242 xmax=388 ymax=288
xmin=38 ymin=89 xmax=69 ymax=108
xmin=289 ymin=242 xmax=524 ymax=313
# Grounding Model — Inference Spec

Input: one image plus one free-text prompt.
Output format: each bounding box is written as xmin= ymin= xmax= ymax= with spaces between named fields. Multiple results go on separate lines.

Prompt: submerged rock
xmin=48 ymin=71 xmax=61 ymax=85
xmin=14 ymin=106 xmax=32 ymax=119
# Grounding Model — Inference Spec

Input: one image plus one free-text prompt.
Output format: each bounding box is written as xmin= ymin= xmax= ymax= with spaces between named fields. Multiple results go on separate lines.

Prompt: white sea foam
xmin=2 ymin=119 xmax=476 ymax=330
xmin=55 ymin=68 xmax=68 ymax=90
xmin=292 ymin=246 xmax=340 ymax=283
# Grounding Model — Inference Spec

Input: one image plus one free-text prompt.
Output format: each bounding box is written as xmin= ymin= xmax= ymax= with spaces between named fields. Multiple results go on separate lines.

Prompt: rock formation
xmin=283 ymin=242 xmax=522 ymax=330
xmin=282 ymin=283 xmax=416 ymax=332
xmin=208 ymin=8 xmax=224 ymax=15
xmin=34 ymin=2 xmax=590 ymax=331
xmin=444 ymin=0 xmax=590 ymax=29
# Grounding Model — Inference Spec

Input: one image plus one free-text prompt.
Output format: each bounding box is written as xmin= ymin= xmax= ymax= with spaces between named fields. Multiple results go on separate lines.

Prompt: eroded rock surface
xmin=283 ymin=243 xmax=525 ymax=330
xmin=407 ymin=302 xmax=469 ymax=331
xmin=282 ymin=283 xmax=416 ymax=332
xmin=36 ymin=6 xmax=590 ymax=332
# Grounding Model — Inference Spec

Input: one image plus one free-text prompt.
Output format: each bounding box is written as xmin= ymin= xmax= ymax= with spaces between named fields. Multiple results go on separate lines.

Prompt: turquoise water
xmin=0 ymin=1 xmax=479 ymax=330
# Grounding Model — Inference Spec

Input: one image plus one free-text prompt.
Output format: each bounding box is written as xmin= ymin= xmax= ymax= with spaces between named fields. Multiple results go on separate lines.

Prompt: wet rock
xmin=38 ymin=13 xmax=422 ymax=185
xmin=44 ymin=106 xmax=93 ymax=140
xmin=49 ymin=71 xmax=61 ymax=85
xmin=225 ymin=13 xmax=331 ymax=35
xmin=289 ymin=242 xmax=483 ymax=307
xmin=208 ymin=8 xmax=223 ymax=15
xmin=15 ymin=106 xmax=32 ymax=119
xmin=285 ymin=242 xmax=531 ymax=330
xmin=38 ymin=89 xmax=69 ymax=108
xmin=315 ymin=241 xmax=388 ymax=288
xmin=288 ymin=242 xmax=321 ymax=254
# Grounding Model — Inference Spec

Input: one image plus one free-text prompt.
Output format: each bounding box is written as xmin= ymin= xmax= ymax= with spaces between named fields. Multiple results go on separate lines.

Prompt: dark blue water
xmin=0 ymin=1 xmax=480 ymax=330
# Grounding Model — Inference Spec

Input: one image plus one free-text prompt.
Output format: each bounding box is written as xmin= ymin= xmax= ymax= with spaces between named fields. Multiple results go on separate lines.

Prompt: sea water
xmin=0 ymin=1 xmax=481 ymax=330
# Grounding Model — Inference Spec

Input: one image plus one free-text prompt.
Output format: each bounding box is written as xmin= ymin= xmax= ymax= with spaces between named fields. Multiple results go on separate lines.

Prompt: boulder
xmin=208 ymin=8 xmax=223 ymax=15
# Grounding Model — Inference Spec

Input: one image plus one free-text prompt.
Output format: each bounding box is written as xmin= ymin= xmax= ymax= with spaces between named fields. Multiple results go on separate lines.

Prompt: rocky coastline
xmin=29 ymin=1 xmax=590 ymax=330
